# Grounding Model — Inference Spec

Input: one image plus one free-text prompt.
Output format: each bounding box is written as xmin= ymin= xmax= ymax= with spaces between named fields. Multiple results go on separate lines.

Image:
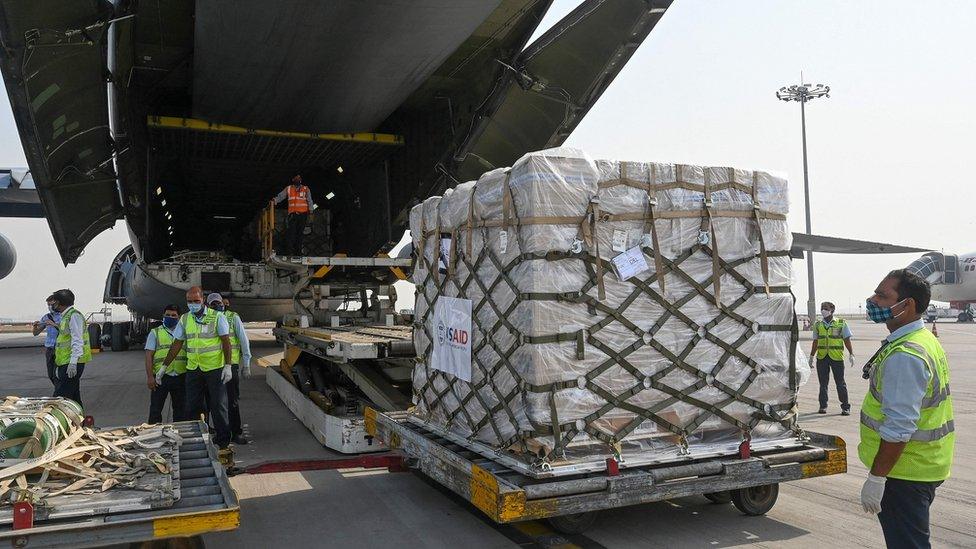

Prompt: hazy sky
xmin=2 ymin=0 xmax=974 ymax=319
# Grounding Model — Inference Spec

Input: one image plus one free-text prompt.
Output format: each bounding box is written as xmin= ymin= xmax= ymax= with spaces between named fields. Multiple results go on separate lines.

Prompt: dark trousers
xmin=44 ymin=348 xmax=58 ymax=391
xmin=228 ymin=364 xmax=243 ymax=437
xmin=816 ymin=357 xmax=849 ymax=410
xmin=53 ymin=363 xmax=86 ymax=407
xmin=185 ymin=368 xmax=230 ymax=448
xmin=879 ymin=478 xmax=942 ymax=549
xmin=285 ymin=212 xmax=308 ymax=256
xmin=148 ymin=373 xmax=187 ymax=424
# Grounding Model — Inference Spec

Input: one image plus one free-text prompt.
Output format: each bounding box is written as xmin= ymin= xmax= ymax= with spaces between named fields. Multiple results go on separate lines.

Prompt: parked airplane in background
xmin=906 ymin=252 xmax=976 ymax=321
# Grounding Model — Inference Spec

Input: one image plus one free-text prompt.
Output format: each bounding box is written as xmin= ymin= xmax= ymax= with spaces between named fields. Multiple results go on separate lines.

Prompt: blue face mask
xmin=162 ymin=316 xmax=179 ymax=329
xmin=187 ymin=303 xmax=203 ymax=314
xmin=866 ymin=298 xmax=907 ymax=323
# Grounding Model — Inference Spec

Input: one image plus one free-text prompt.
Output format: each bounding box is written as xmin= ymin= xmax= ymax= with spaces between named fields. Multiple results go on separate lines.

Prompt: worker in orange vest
xmin=273 ymin=174 xmax=315 ymax=257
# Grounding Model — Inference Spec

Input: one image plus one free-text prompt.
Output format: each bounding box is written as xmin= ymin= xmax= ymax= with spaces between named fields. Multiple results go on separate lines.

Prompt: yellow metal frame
xmin=147 ymin=115 xmax=404 ymax=145
xmin=152 ymin=509 xmax=240 ymax=538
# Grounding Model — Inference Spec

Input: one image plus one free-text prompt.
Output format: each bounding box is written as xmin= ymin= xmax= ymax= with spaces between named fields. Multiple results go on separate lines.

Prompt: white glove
xmin=66 ymin=362 xmax=77 ymax=378
xmin=848 ymin=354 xmax=855 ymax=367
xmin=242 ymin=363 xmax=252 ymax=379
xmin=808 ymin=355 xmax=815 ymax=368
xmin=155 ymin=368 xmax=166 ymax=385
xmin=861 ymin=474 xmax=886 ymax=514
xmin=221 ymin=364 xmax=233 ymax=384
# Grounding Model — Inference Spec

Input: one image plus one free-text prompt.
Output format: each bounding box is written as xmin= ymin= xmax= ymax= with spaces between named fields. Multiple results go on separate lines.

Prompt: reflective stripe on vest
xmin=287 ymin=185 xmax=310 ymax=214
xmin=54 ymin=307 xmax=92 ymax=366
xmin=816 ymin=319 xmax=846 ymax=360
xmin=182 ymin=309 xmax=224 ymax=371
xmin=152 ymin=327 xmax=187 ymax=375
xmin=858 ymin=327 xmax=954 ymax=481
xmin=225 ymin=310 xmax=241 ymax=365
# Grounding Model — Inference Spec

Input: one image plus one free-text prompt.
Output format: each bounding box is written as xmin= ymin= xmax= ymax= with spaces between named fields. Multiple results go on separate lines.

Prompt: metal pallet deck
xmin=0 ymin=421 xmax=239 ymax=548
xmin=365 ymin=408 xmax=847 ymax=525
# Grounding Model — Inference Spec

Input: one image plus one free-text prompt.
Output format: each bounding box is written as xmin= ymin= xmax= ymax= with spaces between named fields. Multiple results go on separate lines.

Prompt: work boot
xmin=817 ymin=408 xmax=827 ymax=414
xmin=231 ymin=434 xmax=250 ymax=445
xmin=217 ymin=447 xmax=234 ymax=468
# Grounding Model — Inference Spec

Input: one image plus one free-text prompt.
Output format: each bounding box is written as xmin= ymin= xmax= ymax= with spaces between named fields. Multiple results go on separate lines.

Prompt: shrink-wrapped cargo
xmin=409 ymin=148 xmax=807 ymax=475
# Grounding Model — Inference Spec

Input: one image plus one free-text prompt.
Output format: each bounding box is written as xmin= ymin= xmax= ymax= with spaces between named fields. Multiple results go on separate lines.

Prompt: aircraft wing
xmin=0 ymin=1 xmax=124 ymax=263
xmin=453 ymin=0 xmax=673 ymax=182
xmin=790 ymin=233 xmax=932 ymax=259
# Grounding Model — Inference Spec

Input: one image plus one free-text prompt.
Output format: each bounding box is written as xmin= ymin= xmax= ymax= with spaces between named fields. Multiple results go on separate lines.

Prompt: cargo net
xmin=409 ymin=149 xmax=807 ymax=471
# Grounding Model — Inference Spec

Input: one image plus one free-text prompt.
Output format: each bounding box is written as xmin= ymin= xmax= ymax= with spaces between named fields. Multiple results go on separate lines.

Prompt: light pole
xmin=776 ymin=82 xmax=829 ymax=329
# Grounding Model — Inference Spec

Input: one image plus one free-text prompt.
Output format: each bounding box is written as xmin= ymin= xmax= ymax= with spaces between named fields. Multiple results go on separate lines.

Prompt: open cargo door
xmin=454 ymin=0 xmax=673 ymax=181
xmin=0 ymin=0 xmax=123 ymax=263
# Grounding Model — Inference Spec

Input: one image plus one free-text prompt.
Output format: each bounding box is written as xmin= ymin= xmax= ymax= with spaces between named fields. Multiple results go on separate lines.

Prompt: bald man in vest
xmin=273 ymin=174 xmax=315 ymax=257
xmin=860 ymin=269 xmax=954 ymax=548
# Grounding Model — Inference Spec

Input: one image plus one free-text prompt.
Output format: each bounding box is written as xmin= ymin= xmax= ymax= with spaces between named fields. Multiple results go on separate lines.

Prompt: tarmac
xmin=0 ymin=319 xmax=972 ymax=548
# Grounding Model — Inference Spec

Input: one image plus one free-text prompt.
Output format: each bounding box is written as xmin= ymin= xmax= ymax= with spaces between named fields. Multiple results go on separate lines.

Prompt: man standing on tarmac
xmin=32 ymin=296 xmax=62 ymax=391
xmin=809 ymin=301 xmax=855 ymax=415
xmin=860 ymin=269 xmax=955 ymax=548
xmin=160 ymin=286 xmax=235 ymax=464
xmin=49 ymin=289 xmax=91 ymax=407
xmin=273 ymin=174 xmax=315 ymax=257
xmin=209 ymin=294 xmax=251 ymax=444
xmin=145 ymin=304 xmax=187 ymax=424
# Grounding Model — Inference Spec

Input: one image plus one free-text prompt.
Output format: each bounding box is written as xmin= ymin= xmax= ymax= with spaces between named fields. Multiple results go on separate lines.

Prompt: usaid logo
xmin=437 ymin=320 xmax=469 ymax=349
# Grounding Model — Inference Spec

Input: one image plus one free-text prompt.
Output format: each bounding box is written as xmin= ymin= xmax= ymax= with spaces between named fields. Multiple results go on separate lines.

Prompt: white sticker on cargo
xmin=612 ymin=230 xmax=627 ymax=252
xmin=611 ymin=246 xmax=650 ymax=281
xmin=499 ymin=230 xmax=508 ymax=254
xmin=430 ymin=296 xmax=473 ymax=382
xmin=438 ymin=236 xmax=452 ymax=271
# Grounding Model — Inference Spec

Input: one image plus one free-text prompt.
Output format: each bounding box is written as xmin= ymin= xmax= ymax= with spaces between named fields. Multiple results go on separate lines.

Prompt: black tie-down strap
xmin=411 ymin=205 xmax=798 ymax=464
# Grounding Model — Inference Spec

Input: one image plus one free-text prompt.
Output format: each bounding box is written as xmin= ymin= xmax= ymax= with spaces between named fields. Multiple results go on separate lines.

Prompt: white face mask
xmin=821 ymin=309 xmax=832 ymax=318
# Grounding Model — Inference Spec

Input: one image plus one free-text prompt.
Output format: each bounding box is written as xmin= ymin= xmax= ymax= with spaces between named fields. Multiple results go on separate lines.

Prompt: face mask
xmin=162 ymin=317 xmax=179 ymax=329
xmin=187 ymin=303 xmax=203 ymax=314
xmin=211 ymin=304 xmax=225 ymax=312
xmin=821 ymin=309 xmax=832 ymax=319
xmin=48 ymin=305 xmax=56 ymax=313
xmin=866 ymin=298 xmax=906 ymax=323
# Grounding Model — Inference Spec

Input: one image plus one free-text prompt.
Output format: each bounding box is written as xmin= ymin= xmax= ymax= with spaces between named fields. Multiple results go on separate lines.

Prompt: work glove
xmin=860 ymin=474 xmax=886 ymax=514
xmin=848 ymin=354 xmax=855 ymax=367
xmin=66 ymin=362 xmax=77 ymax=379
xmin=221 ymin=364 xmax=233 ymax=384
xmin=155 ymin=368 xmax=166 ymax=386
xmin=242 ymin=363 xmax=252 ymax=379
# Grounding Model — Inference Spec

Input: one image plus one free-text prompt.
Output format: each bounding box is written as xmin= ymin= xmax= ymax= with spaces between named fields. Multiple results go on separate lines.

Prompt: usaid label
xmin=431 ymin=296 xmax=473 ymax=382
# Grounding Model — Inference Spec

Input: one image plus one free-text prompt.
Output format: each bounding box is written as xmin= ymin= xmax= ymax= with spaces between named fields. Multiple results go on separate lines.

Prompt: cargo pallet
xmin=0 ymin=421 xmax=239 ymax=548
xmin=365 ymin=408 xmax=847 ymax=534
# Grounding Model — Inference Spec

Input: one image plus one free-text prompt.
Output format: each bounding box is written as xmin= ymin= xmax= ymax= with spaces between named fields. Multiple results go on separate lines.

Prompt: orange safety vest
xmin=287 ymin=185 xmax=311 ymax=214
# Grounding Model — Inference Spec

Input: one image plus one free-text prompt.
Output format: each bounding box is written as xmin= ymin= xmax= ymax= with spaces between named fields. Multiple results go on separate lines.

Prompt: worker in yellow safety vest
xmin=145 ymin=304 xmax=187 ymax=424
xmin=273 ymin=173 xmax=315 ymax=257
xmin=859 ymin=269 xmax=954 ymax=548
xmin=50 ymin=288 xmax=91 ymax=407
xmin=209 ymin=294 xmax=252 ymax=445
xmin=160 ymin=286 xmax=234 ymax=460
xmin=809 ymin=301 xmax=855 ymax=415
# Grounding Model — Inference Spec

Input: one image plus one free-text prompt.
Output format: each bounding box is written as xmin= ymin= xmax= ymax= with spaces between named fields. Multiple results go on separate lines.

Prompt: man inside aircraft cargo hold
xmin=50 ymin=288 xmax=91 ymax=406
xmin=809 ymin=301 xmax=855 ymax=415
xmin=145 ymin=304 xmax=188 ymax=424
xmin=860 ymin=269 xmax=955 ymax=548
xmin=273 ymin=174 xmax=315 ymax=257
xmin=212 ymin=294 xmax=251 ymax=445
xmin=161 ymin=286 xmax=234 ymax=460
xmin=32 ymin=295 xmax=62 ymax=391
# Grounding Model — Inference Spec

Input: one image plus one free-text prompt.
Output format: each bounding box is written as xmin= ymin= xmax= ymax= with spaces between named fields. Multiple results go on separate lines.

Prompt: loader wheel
xmin=547 ymin=511 xmax=598 ymax=534
xmin=704 ymin=491 xmax=733 ymax=504
xmin=731 ymin=484 xmax=779 ymax=516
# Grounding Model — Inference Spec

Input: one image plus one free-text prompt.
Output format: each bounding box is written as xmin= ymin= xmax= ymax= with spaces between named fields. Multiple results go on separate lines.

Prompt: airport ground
xmin=0 ymin=319 xmax=972 ymax=548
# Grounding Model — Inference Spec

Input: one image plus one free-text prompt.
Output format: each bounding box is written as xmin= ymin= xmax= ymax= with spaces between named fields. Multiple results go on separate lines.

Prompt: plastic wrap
xmin=410 ymin=148 xmax=805 ymax=470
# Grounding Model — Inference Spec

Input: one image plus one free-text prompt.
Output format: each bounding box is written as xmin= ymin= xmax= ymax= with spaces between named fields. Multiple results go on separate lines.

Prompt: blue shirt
xmin=878 ymin=319 xmax=931 ymax=442
xmin=40 ymin=311 xmax=61 ymax=348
